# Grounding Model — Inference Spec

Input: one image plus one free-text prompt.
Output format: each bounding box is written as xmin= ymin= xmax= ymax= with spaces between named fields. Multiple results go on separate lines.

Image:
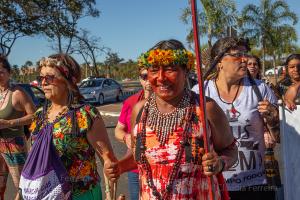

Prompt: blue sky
xmin=8 ymin=0 xmax=300 ymax=66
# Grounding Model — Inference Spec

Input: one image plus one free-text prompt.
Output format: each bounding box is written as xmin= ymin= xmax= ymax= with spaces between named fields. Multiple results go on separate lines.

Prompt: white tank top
xmin=192 ymin=77 xmax=277 ymax=191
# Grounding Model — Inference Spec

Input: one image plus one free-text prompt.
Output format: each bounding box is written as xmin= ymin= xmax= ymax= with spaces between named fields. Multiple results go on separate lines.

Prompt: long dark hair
xmin=204 ymin=37 xmax=250 ymax=80
xmin=0 ymin=56 xmax=11 ymax=73
xmin=248 ymin=55 xmax=262 ymax=79
xmin=279 ymin=53 xmax=300 ymax=86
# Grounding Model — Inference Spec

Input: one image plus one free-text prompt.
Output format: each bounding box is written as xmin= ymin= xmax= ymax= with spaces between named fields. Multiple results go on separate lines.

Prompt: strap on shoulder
xmin=247 ymin=73 xmax=263 ymax=101
xmin=135 ymin=106 xmax=144 ymax=124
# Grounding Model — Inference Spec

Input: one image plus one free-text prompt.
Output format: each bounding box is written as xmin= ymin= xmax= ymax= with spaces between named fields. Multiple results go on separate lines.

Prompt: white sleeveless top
xmin=192 ymin=77 xmax=277 ymax=191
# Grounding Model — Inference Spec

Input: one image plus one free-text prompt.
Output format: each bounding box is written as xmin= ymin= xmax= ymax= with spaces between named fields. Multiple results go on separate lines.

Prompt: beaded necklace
xmin=0 ymin=88 xmax=9 ymax=109
xmin=138 ymin=89 xmax=194 ymax=200
xmin=41 ymin=105 xmax=69 ymax=128
xmin=215 ymin=79 xmax=241 ymax=118
xmin=146 ymin=89 xmax=190 ymax=146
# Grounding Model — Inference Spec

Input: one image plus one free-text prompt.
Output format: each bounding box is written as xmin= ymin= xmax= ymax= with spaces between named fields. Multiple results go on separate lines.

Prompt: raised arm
xmin=284 ymin=82 xmax=300 ymax=110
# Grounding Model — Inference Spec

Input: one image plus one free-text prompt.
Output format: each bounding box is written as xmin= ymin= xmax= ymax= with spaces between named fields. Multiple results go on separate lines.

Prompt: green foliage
xmin=103 ymin=52 xmax=124 ymax=78
xmin=0 ymin=0 xmax=99 ymax=54
xmin=181 ymin=0 xmax=237 ymax=48
xmin=11 ymin=65 xmax=21 ymax=82
xmin=80 ymin=59 xmax=139 ymax=81
xmin=240 ymin=0 xmax=298 ymax=72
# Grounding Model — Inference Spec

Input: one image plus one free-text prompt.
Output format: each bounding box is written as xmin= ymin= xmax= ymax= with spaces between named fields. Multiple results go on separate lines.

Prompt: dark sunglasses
xmin=36 ymin=75 xmax=56 ymax=84
xmin=139 ymin=73 xmax=148 ymax=81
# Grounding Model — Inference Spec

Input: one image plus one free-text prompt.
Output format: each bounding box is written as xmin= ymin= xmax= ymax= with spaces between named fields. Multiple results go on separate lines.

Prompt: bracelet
xmin=16 ymin=118 xmax=21 ymax=126
xmin=219 ymin=157 xmax=226 ymax=173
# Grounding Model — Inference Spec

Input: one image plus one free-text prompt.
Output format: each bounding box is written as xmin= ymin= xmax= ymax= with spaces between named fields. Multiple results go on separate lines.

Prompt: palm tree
xmin=267 ymin=25 xmax=297 ymax=66
xmin=240 ymin=0 xmax=298 ymax=74
xmin=181 ymin=0 xmax=237 ymax=49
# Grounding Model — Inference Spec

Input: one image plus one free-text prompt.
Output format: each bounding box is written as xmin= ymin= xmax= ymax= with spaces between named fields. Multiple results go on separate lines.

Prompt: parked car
xmin=79 ymin=77 xmax=123 ymax=104
xmin=265 ymin=66 xmax=284 ymax=76
xmin=14 ymin=84 xmax=45 ymax=139
xmin=17 ymin=83 xmax=45 ymax=108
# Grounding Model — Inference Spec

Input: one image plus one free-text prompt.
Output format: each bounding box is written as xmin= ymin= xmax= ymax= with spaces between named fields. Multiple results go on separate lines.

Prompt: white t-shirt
xmin=192 ymin=77 xmax=277 ymax=191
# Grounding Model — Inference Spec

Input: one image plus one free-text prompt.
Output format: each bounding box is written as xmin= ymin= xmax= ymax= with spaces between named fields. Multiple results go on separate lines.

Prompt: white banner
xmin=279 ymin=104 xmax=300 ymax=200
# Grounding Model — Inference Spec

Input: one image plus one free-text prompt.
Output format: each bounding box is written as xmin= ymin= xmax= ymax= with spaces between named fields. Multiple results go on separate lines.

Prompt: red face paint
xmin=148 ymin=65 xmax=187 ymax=102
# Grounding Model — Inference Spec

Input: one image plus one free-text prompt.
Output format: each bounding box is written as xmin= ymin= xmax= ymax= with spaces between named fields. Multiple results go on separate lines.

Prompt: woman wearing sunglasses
xmin=193 ymin=37 xmax=279 ymax=200
xmin=0 ymin=56 xmax=36 ymax=200
xmin=114 ymin=67 xmax=152 ymax=200
xmin=19 ymin=54 xmax=116 ymax=200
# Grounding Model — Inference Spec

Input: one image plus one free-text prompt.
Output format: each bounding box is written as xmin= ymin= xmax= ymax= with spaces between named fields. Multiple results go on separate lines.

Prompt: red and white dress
xmin=133 ymin=102 xmax=222 ymax=200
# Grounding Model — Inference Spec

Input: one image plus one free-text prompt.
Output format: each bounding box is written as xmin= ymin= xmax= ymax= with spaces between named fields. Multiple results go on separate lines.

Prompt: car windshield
xmin=80 ymin=80 xmax=103 ymax=88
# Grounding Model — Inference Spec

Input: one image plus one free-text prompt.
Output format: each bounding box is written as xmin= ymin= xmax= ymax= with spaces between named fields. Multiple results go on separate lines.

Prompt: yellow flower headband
xmin=137 ymin=49 xmax=195 ymax=70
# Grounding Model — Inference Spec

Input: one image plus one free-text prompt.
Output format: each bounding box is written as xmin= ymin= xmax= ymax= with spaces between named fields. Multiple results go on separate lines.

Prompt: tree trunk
xmin=207 ymin=23 xmax=212 ymax=49
xmin=272 ymin=51 xmax=277 ymax=84
xmin=58 ymin=36 xmax=62 ymax=53
xmin=262 ymin=39 xmax=266 ymax=76
xmin=90 ymin=49 xmax=99 ymax=77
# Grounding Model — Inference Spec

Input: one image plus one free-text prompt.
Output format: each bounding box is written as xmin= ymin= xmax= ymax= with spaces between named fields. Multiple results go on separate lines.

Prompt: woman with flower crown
xmin=19 ymin=54 xmax=117 ymax=200
xmin=104 ymin=39 xmax=238 ymax=200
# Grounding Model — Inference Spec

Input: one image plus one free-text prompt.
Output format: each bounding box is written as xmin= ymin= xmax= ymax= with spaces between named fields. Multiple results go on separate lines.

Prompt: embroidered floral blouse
xmin=29 ymin=104 xmax=100 ymax=195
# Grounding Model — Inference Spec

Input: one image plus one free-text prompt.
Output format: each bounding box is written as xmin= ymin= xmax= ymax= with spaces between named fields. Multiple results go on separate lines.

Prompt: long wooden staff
xmin=190 ymin=0 xmax=215 ymax=199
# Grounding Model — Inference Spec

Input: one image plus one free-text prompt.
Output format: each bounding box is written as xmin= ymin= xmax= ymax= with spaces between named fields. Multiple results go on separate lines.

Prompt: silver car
xmin=79 ymin=78 xmax=123 ymax=104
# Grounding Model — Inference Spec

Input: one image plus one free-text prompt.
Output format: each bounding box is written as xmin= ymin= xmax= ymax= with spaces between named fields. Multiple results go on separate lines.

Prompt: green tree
xmin=181 ymin=0 xmax=237 ymax=48
xmin=240 ymin=0 xmax=298 ymax=74
xmin=103 ymin=52 xmax=124 ymax=78
xmin=0 ymin=0 xmax=99 ymax=54
xmin=11 ymin=64 xmax=20 ymax=82
xmin=70 ymin=29 xmax=108 ymax=77
xmin=35 ymin=0 xmax=100 ymax=53
xmin=267 ymin=25 xmax=297 ymax=65
xmin=0 ymin=0 xmax=39 ymax=56
xmin=25 ymin=60 xmax=33 ymax=67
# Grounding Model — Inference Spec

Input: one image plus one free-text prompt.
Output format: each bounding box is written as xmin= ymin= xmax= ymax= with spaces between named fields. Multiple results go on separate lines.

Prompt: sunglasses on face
xmin=36 ymin=75 xmax=56 ymax=84
xmin=224 ymin=52 xmax=250 ymax=60
xmin=139 ymin=73 xmax=148 ymax=81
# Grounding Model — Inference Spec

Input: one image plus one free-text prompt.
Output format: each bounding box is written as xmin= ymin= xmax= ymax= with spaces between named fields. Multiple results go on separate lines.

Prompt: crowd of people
xmin=0 ymin=36 xmax=299 ymax=200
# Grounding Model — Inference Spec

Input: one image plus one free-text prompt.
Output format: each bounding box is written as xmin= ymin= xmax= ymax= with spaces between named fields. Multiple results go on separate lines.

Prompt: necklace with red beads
xmin=138 ymin=89 xmax=194 ymax=200
xmin=215 ymin=79 xmax=241 ymax=118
